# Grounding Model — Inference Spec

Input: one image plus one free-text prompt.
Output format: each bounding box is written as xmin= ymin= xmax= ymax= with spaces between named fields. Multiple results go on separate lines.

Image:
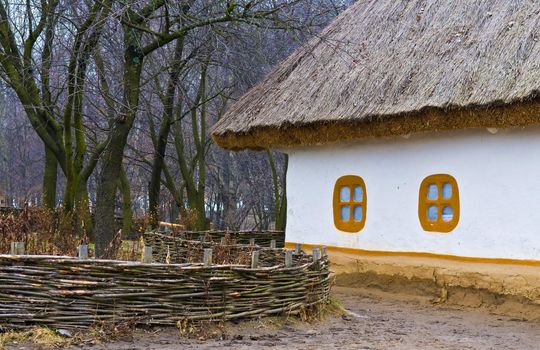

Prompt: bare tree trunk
xmin=94 ymin=128 xmax=129 ymax=256
xmin=119 ymin=166 xmax=132 ymax=237
xmin=268 ymin=151 xmax=288 ymax=231
xmin=42 ymin=144 xmax=57 ymax=209
xmin=148 ymin=40 xmax=185 ymax=227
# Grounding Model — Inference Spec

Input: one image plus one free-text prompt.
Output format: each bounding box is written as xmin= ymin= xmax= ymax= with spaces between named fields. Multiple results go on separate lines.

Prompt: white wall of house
xmin=284 ymin=126 xmax=540 ymax=260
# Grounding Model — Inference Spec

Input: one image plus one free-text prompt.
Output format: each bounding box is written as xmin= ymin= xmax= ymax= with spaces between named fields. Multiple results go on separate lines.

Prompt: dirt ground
xmin=19 ymin=286 xmax=529 ymax=350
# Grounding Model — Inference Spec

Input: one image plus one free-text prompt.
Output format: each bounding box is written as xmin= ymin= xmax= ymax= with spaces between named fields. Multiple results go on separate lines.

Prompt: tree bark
xmin=119 ymin=166 xmax=132 ymax=238
xmin=42 ymin=144 xmax=57 ymax=209
xmin=93 ymin=127 xmax=130 ymax=256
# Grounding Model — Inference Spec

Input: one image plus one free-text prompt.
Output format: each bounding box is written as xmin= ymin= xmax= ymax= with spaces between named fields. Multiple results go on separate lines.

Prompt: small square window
xmin=427 ymin=184 xmax=438 ymax=200
xmin=427 ymin=205 xmax=438 ymax=221
xmin=442 ymin=183 xmax=452 ymax=199
xmin=340 ymin=206 xmax=350 ymax=221
xmin=353 ymin=206 xmax=363 ymax=222
xmin=353 ymin=186 xmax=363 ymax=201
xmin=340 ymin=186 xmax=350 ymax=202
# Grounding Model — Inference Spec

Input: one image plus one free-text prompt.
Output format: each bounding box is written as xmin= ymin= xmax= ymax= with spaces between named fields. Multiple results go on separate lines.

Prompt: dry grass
xmin=0 ymin=207 xmax=82 ymax=256
xmin=0 ymin=327 xmax=72 ymax=349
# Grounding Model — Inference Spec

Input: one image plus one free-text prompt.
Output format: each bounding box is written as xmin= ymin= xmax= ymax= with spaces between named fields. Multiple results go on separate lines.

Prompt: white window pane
xmin=340 ymin=186 xmax=350 ymax=202
xmin=427 ymin=205 xmax=438 ymax=221
xmin=427 ymin=184 xmax=438 ymax=200
xmin=340 ymin=206 xmax=350 ymax=221
xmin=353 ymin=186 xmax=363 ymax=202
xmin=442 ymin=183 xmax=452 ymax=199
xmin=442 ymin=206 xmax=454 ymax=221
xmin=353 ymin=206 xmax=363 ymax=222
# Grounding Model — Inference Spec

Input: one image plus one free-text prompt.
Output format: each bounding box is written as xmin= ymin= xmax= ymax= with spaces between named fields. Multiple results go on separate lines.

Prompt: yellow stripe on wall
xmin=284 ymin=242 xmax=540 ymax=267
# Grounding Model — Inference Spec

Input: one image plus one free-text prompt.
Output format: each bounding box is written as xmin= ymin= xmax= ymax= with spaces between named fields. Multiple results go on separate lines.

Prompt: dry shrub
xmin=0 ymin=207 xmax=82 ymax=256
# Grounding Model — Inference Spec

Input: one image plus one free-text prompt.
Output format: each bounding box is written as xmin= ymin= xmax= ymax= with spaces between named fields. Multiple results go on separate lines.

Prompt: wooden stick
xmin=78 ymin=245 xmax=88 ymax=260
xmin=312 ymin=247 xmax=321 ymax=261
xmin=251 ymin=251 xmax=259 ymax=268
xmin=285 ymin=250 xmax=293 ymax=267
xmin=270 ymin=240 xmax=276 ymax=248
xmin=203 ymin=249 xmax=212 ymax=266
xmin=295 ymin=243 xmax=302 ymax=254
xmin=143 ymin=246 xmax=152 ymax=263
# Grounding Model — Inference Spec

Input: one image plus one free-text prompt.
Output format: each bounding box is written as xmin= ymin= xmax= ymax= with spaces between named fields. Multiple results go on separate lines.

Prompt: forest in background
xmin=0 ymin=0 xmax=352 ymax=256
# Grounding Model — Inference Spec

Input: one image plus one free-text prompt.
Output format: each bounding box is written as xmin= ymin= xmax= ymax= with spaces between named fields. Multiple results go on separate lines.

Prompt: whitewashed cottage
xmin=212 ymin=0 xmax=540 ymax=263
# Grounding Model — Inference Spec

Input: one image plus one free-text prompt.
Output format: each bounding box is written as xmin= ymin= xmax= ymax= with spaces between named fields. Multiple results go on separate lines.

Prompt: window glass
xmin=442 ymin=183 xmax=452 ymax=199
xmin=427 ymin=205 xmax=438 ymax=221
xmin=353 ymin=206 xmax=363 ymax=221
xmin=427 ymin=184 xmax=438 ymax=200
xmin=340 ymin=206 xmax=350 ymax=221
xmin=419 ymin=174 xmax=459 ymax=232
xmin=340 ymin=186 xmax=350 ymax=202
xmin=353 ymin=186 xmax=363 ymax=202
xmin=333 ymin=176 xmax=367 ymax=232
xmin=442 ymin=206 xmax=453 ymax=221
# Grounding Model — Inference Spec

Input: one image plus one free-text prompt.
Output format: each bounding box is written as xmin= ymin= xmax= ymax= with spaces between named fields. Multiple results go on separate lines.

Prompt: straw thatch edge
xmin=212 ymin=96 xmax=540 ymax=150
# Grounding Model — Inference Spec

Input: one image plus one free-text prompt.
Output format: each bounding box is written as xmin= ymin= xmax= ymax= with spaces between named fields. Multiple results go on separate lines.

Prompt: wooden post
xmin=11 ymin=242 xmax=24 ymax=255
xmin=285 ymin=250 xmax=293 ymax=267
xmin=78 ymin=244 xmax=88 ymax=260
xmin=220 ymin=237 xmax=226 ymax=245
xmin=199 ymin=234 xmax=205 ymax=242
xmin=251 ymin=251 xmax=260 ymax=268
xmin=249 ymin=238 xmax=255 ymax=246
xmin=321 ymin=246 xmax=328 ymax=257
xmin=313 ymin=247 xmax=321 ymax=261
xmin=270 ymin=239 xmax=276 ymax=248
xmin=143 ymin=246 xmax=152 ymax=263
xmin=295 ymin=243 xmax=302 ymax=254
xmin=203 ymin=248 xmax=212 ymax=267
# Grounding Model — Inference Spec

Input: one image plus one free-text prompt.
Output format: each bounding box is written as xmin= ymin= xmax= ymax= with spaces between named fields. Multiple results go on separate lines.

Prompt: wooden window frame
xmin=333 ymin=175 xmax=367 ymax=232
xmin=418 ymin=174 xmax=459 ymax=233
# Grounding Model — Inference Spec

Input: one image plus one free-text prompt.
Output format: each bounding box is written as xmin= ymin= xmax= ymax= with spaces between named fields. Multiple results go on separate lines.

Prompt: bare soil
xmin=28 ymin=286 xmax=537 ymax=350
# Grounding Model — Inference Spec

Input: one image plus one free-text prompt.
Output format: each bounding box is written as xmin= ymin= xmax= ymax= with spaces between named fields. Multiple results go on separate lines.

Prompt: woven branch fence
xmin=143 ymin=231 xmax=290 ymax=265
xmin=0 ymin=238 xmax=329 ymax=330
xmin=154 ymin=230 xmax=285 ymax=247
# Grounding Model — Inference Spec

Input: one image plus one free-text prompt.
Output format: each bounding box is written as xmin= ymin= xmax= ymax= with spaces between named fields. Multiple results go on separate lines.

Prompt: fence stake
xmin=143 ymin=246 xmax=153 ymax=263
xmin=18 ymin=242 xmax=24 ymax=255
xmin=203 ymin=248 xmax=213 ymax=266
xmin=295 ymin=243 xmax=302 ymax=254
xmin=10 ymin=242 xmax=24 ymax=255
xmin=251 ymin=251 xmax=260 ymax=268
xmin=249 ymin=238 xmax=255 ymax=246
xmin=321 ymin=246 xmax=328 ymax=257
xmin=313 ymin=247 xmax=321 ymax=262
xmin=220 ymin=237 xmax=226 ymax=245
xmin=270 ymin=239 xmax=276 ymax=248
xmin=285 ymin=249 xmax=293 ymax=267
xmin=78 ymin=245 xmax=88 ymax=260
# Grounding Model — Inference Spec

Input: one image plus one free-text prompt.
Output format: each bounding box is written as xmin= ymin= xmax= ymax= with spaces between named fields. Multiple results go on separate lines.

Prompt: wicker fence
xmin=153 ymin=230 xmax=285 ymax=247
xmin=0 ymin=235 xmax=329 ymax=330
xmin=143 ymin=231 xmax=290 ymax=265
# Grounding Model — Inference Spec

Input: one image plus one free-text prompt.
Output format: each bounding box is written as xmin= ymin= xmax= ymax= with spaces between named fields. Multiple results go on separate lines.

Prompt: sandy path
xmin=57 ymin=287 xmax=540 ymax=349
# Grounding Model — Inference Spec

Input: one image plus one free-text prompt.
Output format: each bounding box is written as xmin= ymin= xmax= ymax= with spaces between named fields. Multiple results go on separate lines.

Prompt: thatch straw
xmin=211 ymin=0 xmax=540 ymax=150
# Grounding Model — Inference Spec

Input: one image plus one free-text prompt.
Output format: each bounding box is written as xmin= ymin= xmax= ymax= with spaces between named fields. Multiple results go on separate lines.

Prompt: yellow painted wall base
xmin=286 ymin=242 xmax=540 ymax=319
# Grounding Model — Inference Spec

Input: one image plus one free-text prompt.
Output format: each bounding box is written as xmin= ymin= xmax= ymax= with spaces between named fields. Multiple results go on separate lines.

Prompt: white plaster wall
xmin=284 ymin=127 xmax=540 ymax=260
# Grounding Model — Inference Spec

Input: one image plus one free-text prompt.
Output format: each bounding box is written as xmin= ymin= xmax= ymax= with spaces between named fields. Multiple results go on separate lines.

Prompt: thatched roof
xmin=212 ymin=0 xmax=540 ymax=150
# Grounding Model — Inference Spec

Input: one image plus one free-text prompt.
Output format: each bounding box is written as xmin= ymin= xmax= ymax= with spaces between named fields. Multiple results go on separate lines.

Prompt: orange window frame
xmin=333 ymin=175 xmax=367 ymax=232
xmin=418 ymin=174 xmax=460 ymax=233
